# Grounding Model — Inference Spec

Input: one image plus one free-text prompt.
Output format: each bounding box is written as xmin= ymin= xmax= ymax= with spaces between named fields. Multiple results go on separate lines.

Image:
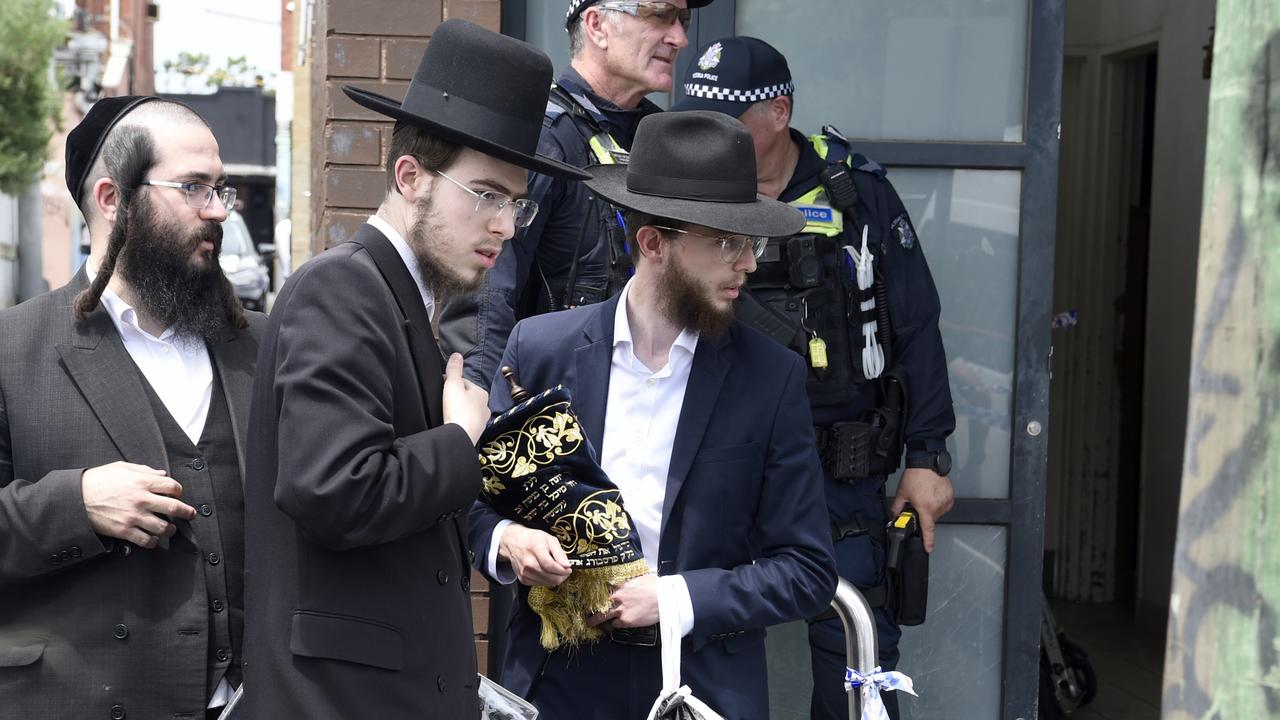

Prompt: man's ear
xmin=771 ymin=96 xmax=793 ymax=131
xmin=635 ymin=225 xmax=668 ymax=261
xmin=93 ymin=177 xmax=121 ymax=226
xmin=581 ymin=7 xmax=611 ymax=50
xmin=393 ymin=154 xmax=431 ymax=202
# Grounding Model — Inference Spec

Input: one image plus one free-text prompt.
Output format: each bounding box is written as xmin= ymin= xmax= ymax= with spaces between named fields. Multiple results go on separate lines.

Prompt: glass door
xmin=702 ymin=2 xmax=1064 ymax=718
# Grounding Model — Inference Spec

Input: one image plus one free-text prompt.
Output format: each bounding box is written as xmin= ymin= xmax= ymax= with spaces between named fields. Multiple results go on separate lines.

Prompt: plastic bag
xmin=479 ymin=674 xmax=539 ymax=720
xmin=643 ymin=585 xmax=725 ymax=720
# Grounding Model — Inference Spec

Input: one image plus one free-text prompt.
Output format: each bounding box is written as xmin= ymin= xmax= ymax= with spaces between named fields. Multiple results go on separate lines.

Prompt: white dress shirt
xmin=367 ymin=214 xmax=435 ymax=318
xmin=489 ymin=280 xmax=698 ymax=636
xmin=89 ymin=260 xmax=213 ymax=445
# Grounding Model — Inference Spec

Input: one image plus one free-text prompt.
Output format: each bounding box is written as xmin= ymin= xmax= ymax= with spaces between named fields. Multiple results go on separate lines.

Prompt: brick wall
xmin=308 ymin=0 xmax=501 ymax=256
xmin=79 ymin=0 xmax=155 ymax=96
xmin=309 ymin=0 xmax=503 ymax=674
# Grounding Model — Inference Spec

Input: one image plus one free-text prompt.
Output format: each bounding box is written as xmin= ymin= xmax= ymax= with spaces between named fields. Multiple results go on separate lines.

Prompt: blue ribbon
xmin=844 ymin=666 xmax=918 ymax=720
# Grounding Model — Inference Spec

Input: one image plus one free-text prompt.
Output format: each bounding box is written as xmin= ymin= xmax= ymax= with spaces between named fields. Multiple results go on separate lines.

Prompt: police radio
xmin=818 ymin=163 xmax=859 ymax=218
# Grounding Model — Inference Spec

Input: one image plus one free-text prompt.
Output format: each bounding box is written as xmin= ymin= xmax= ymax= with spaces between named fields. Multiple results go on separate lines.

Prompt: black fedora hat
xmin=343 ymin=19 xmax=588 ymax=181
xmin=584 ymin=111 xmax=804 ymax=237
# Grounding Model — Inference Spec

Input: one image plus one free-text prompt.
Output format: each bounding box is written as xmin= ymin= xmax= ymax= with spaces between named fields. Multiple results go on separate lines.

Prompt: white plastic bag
xmin=479 ymin=674 xmax=540 ymax=720
xmin=643 ymin=586 xmax=725 ymax=720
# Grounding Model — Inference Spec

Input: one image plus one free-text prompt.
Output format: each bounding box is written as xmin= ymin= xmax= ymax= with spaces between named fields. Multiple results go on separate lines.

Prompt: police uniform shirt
xmin=776 ymin=128 xmax=955 ymax=447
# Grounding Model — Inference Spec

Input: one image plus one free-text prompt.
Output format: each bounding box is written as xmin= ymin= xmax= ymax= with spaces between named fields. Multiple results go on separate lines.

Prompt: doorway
xmin=1045 ymin=47 xmax=1162 ymax=717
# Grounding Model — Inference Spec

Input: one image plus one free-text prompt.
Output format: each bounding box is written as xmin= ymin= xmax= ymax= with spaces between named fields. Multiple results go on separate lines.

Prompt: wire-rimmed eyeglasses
xmin=140 ymin=180 xmax=236 ymax=211
xmin=652 ymin=225 xmax=768 ymax=264
xmin=595 ymin=1 xmax=692 ymax=31
xmin=434 ymin=170 xmax=539 ymax=229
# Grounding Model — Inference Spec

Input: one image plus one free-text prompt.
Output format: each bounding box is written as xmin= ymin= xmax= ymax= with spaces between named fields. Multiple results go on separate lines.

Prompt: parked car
xmin=220 ymin=210 xmax=270 ymax=311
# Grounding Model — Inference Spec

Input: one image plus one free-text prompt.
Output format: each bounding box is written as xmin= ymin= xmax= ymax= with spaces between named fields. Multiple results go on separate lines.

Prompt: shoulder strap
xmin=812 ymin=126 xmax=897 ymax=373
xmin=813 ymin=125 xmax=888 ymax=178
xmin=545 ymin=83 xmax=628 ymax=165
xmin=546 ymin=81 xmax=608 ymax=129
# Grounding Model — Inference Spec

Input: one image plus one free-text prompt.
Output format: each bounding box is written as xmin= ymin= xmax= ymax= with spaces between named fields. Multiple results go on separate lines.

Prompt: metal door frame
xmin=501 ymin=3 xmax=1065 ymax=716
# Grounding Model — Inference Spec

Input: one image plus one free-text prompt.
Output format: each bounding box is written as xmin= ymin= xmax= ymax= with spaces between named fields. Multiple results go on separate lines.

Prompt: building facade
xmin=286 ymin=1 xmax=1218 ymax=717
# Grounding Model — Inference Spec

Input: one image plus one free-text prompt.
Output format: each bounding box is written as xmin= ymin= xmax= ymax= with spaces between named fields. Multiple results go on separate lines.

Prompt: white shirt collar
xmin=612 ymin=278 xmax=699 ymax=362
xmin=367 ymin=214 xmax=435 ymax=316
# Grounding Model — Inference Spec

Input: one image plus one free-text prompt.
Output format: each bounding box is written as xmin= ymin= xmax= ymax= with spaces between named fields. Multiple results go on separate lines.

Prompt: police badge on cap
xmin=697 ymin=41 xmax=723 ymax=70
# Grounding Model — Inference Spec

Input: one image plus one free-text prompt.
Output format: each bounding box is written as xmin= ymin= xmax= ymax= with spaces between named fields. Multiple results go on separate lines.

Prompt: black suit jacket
xmin=242 ymin=224 xmax=482 ymax=718
xmin=470 ymin=295 xmax=836 ymax=719
xmin=0 ymin=269 xmax=262 ymax=719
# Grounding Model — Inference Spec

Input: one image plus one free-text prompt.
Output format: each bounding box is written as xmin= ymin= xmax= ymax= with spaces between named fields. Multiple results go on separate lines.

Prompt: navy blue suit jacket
xmin=471 ymin=294 xmax=837 ymax=719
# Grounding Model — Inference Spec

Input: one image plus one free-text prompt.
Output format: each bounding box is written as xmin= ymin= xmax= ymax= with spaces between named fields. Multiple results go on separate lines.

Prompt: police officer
xmin=673 ymin=37 xmax=956 ymax=720
xmin=439 ymin=0 xmax=712 ymax=387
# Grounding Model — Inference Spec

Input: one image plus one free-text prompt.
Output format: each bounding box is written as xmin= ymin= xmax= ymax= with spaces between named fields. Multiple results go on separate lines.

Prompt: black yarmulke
xmin=65 ymin=95 xmax=157 ymax=208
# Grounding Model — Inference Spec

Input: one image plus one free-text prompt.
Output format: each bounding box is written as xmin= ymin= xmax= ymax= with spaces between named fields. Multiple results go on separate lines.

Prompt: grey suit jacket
xmin=0 ymin=269 xmax=263 ymax=719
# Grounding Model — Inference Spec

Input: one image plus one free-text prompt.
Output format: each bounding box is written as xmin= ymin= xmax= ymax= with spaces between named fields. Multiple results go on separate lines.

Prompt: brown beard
xmin=115 ymin=192 xmax=238 ymax=340
xmin=658 ymin=254 xmax=734 ymax=338
xmin=407 ymin=193 xmax=485 ymax=302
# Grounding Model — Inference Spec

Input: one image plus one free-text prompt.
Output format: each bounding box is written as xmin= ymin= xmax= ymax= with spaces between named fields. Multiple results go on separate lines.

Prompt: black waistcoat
xmin=138 ymin=364 xmax=244 ymax=695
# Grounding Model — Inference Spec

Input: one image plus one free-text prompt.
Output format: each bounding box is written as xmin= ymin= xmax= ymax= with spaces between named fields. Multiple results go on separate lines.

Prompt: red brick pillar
xmin=310 ymin=0 xmax=504 ymax=673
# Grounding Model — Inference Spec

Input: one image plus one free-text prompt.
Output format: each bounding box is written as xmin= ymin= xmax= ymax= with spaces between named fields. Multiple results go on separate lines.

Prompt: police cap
xmin=672 ymin=36 xmax=793 ymax=117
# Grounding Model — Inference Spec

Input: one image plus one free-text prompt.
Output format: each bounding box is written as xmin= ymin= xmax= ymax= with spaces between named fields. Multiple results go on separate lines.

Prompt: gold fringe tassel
xmin=527 ymin=560 xmax=652 ymax=650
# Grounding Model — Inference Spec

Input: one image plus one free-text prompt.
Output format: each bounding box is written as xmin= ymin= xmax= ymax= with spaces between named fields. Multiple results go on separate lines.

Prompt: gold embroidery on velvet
xmin=551 ymin=490 xmax=633 ymax=558
xmin=479 ymin=400 xmax=584 ymax=496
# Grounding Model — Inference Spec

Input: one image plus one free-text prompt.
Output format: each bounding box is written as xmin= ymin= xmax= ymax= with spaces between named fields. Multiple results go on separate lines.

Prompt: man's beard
xmin=115 ymin=194 xmax=236 ymax=341
xmin=658 ymin=256 xmax=735 ymax=338
xmin=407 ymin=194 xmax=485 ymax=302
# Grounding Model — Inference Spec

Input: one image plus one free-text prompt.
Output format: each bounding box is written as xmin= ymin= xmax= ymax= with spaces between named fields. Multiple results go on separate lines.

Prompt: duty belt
xmin=810 ymin=512 xmax=889 ymax=617
xmin=815 ymin=422 xmax=891 ymax=482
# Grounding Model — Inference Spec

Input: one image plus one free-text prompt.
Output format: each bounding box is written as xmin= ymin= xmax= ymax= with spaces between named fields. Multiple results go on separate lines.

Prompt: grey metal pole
xmin=830 ymin=577 xmax=878 ymax=720
xmin=17 ymin=184 xmax=47 ymax=302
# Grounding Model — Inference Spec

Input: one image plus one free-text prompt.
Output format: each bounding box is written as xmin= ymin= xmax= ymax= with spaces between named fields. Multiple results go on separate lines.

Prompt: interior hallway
xmin=1049 ymin=601 xmax=1165 ymax=720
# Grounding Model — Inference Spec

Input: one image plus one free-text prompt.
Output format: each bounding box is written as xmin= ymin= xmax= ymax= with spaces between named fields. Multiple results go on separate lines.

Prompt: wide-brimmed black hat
xmin=564 ymin=0 xmax=715 ymax=31
xmin=65 ymin=95 xmax=159 ymax=208
xmin=583 ymin=111 xmax=804 ymax=237
xmin=342 ymin=19 xmax=588 ymax=180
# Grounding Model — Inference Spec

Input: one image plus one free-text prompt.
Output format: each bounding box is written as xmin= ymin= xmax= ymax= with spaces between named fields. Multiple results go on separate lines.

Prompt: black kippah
xmin=65 ymin=95 xmax=158 ymax=209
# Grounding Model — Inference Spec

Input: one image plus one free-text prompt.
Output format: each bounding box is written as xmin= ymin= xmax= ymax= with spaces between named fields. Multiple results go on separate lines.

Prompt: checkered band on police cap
xmin=683 ymin=80 xmax=794 ymax=104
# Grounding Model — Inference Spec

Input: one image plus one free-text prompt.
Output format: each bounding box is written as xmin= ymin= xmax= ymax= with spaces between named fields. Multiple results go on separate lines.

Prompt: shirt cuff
xmin=657 ymin=573 xmax=695 ymax=637
xmin=905 ymin=438 xmax=947 ymax=466
xmin=486 ymin=519 xmax=517 ymax=585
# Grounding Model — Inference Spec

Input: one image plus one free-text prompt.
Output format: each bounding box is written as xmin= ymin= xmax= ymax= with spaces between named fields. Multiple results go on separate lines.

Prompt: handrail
xmin=830 ymin=577 xmax=879 ymax=720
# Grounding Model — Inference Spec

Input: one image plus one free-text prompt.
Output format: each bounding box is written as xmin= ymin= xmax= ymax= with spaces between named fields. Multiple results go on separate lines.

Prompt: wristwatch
xmin=905 ymin=448 xmax=952 ymax=476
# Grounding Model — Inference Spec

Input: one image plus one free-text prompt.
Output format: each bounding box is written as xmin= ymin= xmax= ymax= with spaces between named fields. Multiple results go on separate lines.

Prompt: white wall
xmin=1064 ymin=0 xmax=1215 ymax=625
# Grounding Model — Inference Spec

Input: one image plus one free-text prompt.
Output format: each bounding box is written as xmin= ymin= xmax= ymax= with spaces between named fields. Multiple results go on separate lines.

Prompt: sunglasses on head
xmin=595 ymin=1 xmax=692 ymax=31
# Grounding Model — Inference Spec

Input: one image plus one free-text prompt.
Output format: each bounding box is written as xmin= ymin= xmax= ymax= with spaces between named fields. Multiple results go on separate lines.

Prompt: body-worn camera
xmin=786 ymin=235 xmax=823 ymax=289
